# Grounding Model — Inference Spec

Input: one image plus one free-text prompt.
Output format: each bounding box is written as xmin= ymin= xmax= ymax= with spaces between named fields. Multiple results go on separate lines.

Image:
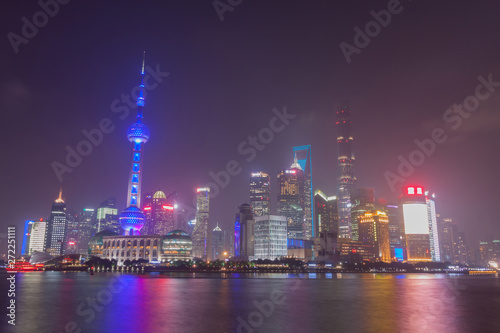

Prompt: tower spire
xmin=136 ymin=51 xmax=146 ymax=122
xmin=55 ymin=187 xmax=64 ymax=203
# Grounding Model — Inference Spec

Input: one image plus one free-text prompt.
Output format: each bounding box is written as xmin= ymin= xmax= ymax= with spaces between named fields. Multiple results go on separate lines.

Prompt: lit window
xmin=134 ymin=153 xmax=140 ymax=161
xmin=131 ymin=186 xmax=138 ymax=194
xmin=132 ymin=174 xmax=139 ymax=183
xmin=134 ymin=142 xmax=141 ymax=151
xmin=131 ymin=196 xmax=137 ymax=205
xmin=133 ymin=164 xmax=140 ymax=172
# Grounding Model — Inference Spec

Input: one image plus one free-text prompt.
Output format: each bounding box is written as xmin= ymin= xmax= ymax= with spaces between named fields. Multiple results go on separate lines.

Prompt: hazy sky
xmin=2 ymin=0 xmax=500 ymax=254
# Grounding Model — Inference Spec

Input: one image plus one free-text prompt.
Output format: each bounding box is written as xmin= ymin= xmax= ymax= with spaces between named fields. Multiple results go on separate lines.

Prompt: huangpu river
xmin=1 ymin=271 xmax=499 ymax=333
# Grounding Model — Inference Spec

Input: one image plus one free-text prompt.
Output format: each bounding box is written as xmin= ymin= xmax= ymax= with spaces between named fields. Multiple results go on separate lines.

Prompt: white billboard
xmin=403 ymin=203 xmax=429 ymax=235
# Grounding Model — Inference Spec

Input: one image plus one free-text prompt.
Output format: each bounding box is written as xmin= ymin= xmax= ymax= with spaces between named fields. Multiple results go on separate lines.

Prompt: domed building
xmin=162 ymin=230 xmax=193 ymax=261
xmin=88 ymin=230 xmax=119 ymax=256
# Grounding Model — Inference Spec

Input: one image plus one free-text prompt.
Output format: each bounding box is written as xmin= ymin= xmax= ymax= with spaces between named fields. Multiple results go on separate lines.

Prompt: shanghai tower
xmin=336 ymin=102 xmax=356 ymax=238
xmin=119 ymin=53 xmax=151 ymax=236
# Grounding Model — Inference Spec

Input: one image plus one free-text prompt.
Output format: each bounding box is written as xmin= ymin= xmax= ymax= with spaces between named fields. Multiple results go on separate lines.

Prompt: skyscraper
xmin=192 ymin=187 xmax=210 ymax=259
xmin=425 ymin=192 xmax=441 ymax=262
xmin=386 ymin=204 xmax=404 ymax=261
xmin=254 ymin=215 xmax=287 ymax=260
xmin=250 ymin=172 xmax=271 ymax=217
xmin=143 ymin=191 xmax=176 ymax=235
xmin=212 ymin=223 xmax=224 ymax=260
xmin=96 ymin=198 xmax=119 ymax=234
xmin=236 ymin=204 xmax=255 ymax=260
xmin=293 ymin=145 xmax=313 ymax=239
xmin=21 ymin=220 xmax=34 ymax=256
xmin=28 ymin=219 xmax=48 ymax=254
xmin=350 ymin=188 xmax=375 ymax=242
xmin=401 ymin=185 xmax=431 ymax=262
xmin=313 ymin=190 xmax=338 ymax=235
xmin=119 ymin=53 xmax=150 ymax=236
xmin=47 ymin=189 xmax=67 ymax=256
xmin=359 ymin=210 xmax=391 ymax=263
xmin=277 ymin=159 xmax=306 ymax=240
xmin=336 ymin=102 xmax=357 ymax=238
xmin=77 ymin=208 xmax=94 ymax=254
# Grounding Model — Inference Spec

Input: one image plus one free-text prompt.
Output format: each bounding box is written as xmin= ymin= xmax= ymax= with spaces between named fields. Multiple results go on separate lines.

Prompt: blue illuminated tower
xmin=293 ymin=145 xmax=313 ymax=239
xmin=119 ymin=53 xmax=151 ymax=236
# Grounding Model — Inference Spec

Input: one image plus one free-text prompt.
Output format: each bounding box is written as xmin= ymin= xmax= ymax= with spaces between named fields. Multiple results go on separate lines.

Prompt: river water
xmin=1 ymin=271 xmax=499 ymax=333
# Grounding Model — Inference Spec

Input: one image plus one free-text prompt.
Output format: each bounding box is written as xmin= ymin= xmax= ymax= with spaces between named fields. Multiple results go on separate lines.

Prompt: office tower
xmin=456 ymin=232 xmax=468 ymax=264
xmin=212 ymin=224 xmax=224 ymax=260
xmin=425 ymin=192 xmax=441 ymax=261
xmin=77 ymin=208 xmax=94 ymax=254
xmin=478 ymin=240 xmax=500 ymax=266
xmin=47 ymin=189 xmax=67 ymax=256
xmin=313 ymin=190 xmax=338 ymax=235
xmin=28 ymin=219 xmax=48 ymax=254
xmin=440 ymin=218 xmax=456 ymax=262
xmin=277 ymin=159 xmax=306 ymax=240
xmin=234 ymin=213 xmax=241 ymax=257
xmin=401 ymin=185 xmax=431 ymax=261
xmin=254 ymin=215 xmax=287 ymax=260
xmin=250 ymin=172 xmax=271 ymax=217
xmin=143 ymin=191 xmax=176 ymax=235
xmin=65 ymin=210 xmax=79 ymax=255
xmin=359 ymin=211 xmax=391 ymax=263
xmin=386 ymin=204 xmax=404 ymax=261
xmin=336 ymin=102 xmax=357 ymax=239
xmin=96 ymin=198 xmax=120 ymax=234
xmin=119 ymin=53 xmax=150 ymax=236
xmin=223 ymin=227 xmax=235 ymax=258
xmin=293 ymin=145 xmax=313 ymax=239
xmin=236 ymin=204 xmax=255 ymax=260
xmin=192 ymin=187 xmax=210 ymax=259
xmin=350 ymin=188 xmax=375 ymax=241
xmin=21 ymin=220 xmax=34 ymax=255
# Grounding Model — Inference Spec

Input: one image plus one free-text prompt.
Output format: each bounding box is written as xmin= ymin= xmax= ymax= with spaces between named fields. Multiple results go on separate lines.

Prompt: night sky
xmin=2 ymin=0 xmax=500 ymax=253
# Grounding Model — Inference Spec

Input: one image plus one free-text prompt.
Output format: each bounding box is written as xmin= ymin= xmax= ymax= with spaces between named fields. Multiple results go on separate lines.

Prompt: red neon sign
xmin=406 ymin=186 xmax=424 ymax=195
xmin=163 ymin=205 xmax=174 ymax=211
xmin=144 ymin=206 xmax=152 ymax=211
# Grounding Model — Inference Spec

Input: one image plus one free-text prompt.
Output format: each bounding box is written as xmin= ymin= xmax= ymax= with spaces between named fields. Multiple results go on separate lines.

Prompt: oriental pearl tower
xmin=119 ymin=52 xmax=150 ymax=235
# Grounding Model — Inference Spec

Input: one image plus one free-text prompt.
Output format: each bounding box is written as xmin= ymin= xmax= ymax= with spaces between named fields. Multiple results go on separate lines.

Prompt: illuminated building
xmin=236 ymin=203 xmax=255 ymax=260
xmin=277 ymin=158 xmax=307 ymax=240
xmin=21 ymin=220 xmax=34 ymax=255
xmin=65 ymin=210 xmax=79 ymax=255
xmin=162 ymin=230 xmax=193 ymax=261
xmin=143 ymin=191 xmax=176 ymax=235
xmin=425 ymin=192 xmax=441 ymax=261
xmin=439 ymin=217 xmax=468 ymax=264
xmin=77 ymin=208 xmax=94 ymax=254
xmin=254 ymin=215 xmax=287 ymax=260
xmin=28 ymin=219 xmax=47 ymax=254
xmin=88 ymin=230 xmax=119 ymax=256
xmin=250 ymin=172 xmax=271 ymax=217
xmin=337 ymin=238 xmax=374 ymax=263
xmin=478 ymin=240 xmax=500 ymax=266
xmin=293 ymin=145 xmax=313 ymax=238
xmin=192 ymin=187 xmax=210 ymax=259
xmin=386 ymin=204 xmax=404 ymax=261
xmin=401 ymin=186 xmax=431 ymax=261
xmin=47 ymin=189 xmax=67 ymax=256
xmin=336 ymin=102 xmax=357 ymax=239
xmin=350 ymin=188 xmax=375 ymax=241
xmin=119 ymin=53 xmax=150 ymax=236
xmin=313 ymin=190 xmax=338 ymax=236
xmin=96 ymin=198 xmax=119 ymax=234
xmin=359 ymin=211 xmax=391 ymax=262
xmin=315 ymin=231 xmax=337 ymax=262
xmin=212 ymin=223 xmax=224 ymax=260
xmin=287 ymin=238 xmax=314 ymax=260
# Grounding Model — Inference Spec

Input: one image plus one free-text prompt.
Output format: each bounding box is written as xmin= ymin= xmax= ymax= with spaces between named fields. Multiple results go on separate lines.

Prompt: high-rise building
xmin=212 ymin=223 xmax=224 ymax=260
xmin=47 ymin=189 xmax=67 ymax=257
xmin=313 ymin=190 xmax=338 ymax=235
xmin=21 ymin=220 xmax=34 ymax=255
xmin=77 ymin=208 xmax=94 ymax=254
xmin=359 ymin=211 xmax=391 ymax=263
xmin=119 ymin=53 xmax=150 ymax=236
xmin=401 ymin=185 xmax=431 ymax=262
xmin=440 ymin=217 xmax=457 ymax=262
xmin=192 ymin=187 xmax=210 ymax=259
xmin=28 ymin=219 xmax=48 ymax=254
xmin=350 ymin=188 xmax=375 ymax=242
xmin=65 ymin=210 xmax=79 ymax=255
xmin=456 ymin=232 xmax=468 ymax=264
xmin=293 ymin=146 xmax=313 ymax=239
xmin=386 ymin=204 xmax=404 ymax=261
xmin=236 ymin=204 xmax=255 ymax=260
xmin=336 ymin=102 xmax=357 ymax=239
xmin=254 ymin=215 xmax=287 ymax=260
xmin=478 ymin=240 xmax=500 ymax=266
xmin=277 ymin=159 xmax=306 ymax=240
xmin=250 ymin=172 xmax=271 ymax=217
xmin=96 ymin=198 xmax=120 ymax=234
xmin=425 ymin=192 xmax=441 ymax=262
xmin=143 ymin=191 xmax=176 ymax=235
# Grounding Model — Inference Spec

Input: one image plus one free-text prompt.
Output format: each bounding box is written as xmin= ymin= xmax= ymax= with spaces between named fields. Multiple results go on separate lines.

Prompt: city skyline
xmin=3 ymin=1 xmax=500 ymax=254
